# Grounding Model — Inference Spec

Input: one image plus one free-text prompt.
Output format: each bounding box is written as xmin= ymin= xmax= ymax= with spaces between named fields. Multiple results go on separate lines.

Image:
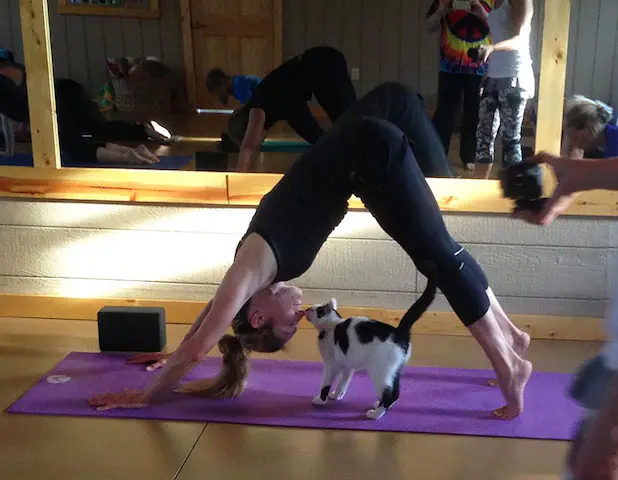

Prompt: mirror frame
xmin=6 ymin=0 xmax=614 ymax=217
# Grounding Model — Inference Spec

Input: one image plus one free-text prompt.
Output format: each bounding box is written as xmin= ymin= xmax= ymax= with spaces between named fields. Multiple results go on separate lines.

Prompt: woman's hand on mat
xmin=127 ymin=352 xmax=170 ymax=371
xmin=88 ymin=389 xmax=148 ymax=411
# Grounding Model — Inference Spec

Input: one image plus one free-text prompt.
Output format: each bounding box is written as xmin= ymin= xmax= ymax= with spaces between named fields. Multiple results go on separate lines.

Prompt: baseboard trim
xmin=0 ymin=293 xmax=606 ymax=342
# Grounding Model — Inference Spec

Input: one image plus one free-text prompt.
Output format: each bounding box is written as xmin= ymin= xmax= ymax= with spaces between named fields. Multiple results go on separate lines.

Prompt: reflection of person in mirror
xmin=561 ymin=95 xmax=618 ymax=160
xmin=224 ymin=46 xmax=357 ymax=172
xmin=205 ymin=68 xmax=262 ymax=106
xmin=425 ymin=0 xmax=493 ymax=172
xmin=0 ymin=49 xmax=169 ymax=165
xmin=513 ymin=152 xmax=618 ymax=480
xmin=472 ymin=0 xmax=535 ymax=179
xmin=89 ymin=82 xmax=531 ymax=422
xmin=514 ymin=95 xmax=618 ymax=226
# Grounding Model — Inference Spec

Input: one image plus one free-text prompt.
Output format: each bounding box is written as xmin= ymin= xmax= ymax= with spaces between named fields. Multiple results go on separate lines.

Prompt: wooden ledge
xmin=0 ymin=293 xmax=606 ymax=342
xmin=0 ymin=166 xmax=228 ymax=205
xmin=1 ymin=166 xmax=618 ymax=217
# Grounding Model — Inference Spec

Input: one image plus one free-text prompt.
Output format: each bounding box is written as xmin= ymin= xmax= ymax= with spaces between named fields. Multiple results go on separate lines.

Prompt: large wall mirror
xmin=2 ymin=0 xmax=616 ymax=214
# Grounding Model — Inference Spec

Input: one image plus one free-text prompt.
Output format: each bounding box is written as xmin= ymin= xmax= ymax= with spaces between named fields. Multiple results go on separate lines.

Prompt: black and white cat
xmin=305 ymin=267 xmax=438 ymax=420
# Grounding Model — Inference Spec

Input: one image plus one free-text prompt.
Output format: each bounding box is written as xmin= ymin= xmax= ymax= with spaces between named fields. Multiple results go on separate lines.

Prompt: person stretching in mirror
xmin=89 ymin=82 xmax=531 ymax=421
xmin=0 ymin=51 xmax=165 ymax=165
xmin=223 ymin=46 xmax=357 ymax=172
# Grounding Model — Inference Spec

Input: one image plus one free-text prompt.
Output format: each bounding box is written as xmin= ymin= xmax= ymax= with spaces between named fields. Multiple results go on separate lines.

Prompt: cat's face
xmin=305 ymin=298 xmax=340 ymax=329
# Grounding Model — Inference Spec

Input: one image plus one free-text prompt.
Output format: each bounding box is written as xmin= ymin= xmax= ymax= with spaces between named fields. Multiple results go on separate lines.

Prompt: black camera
xmin=467 ymin=47 xmax=481 ymax=62
xmin=500 ymin=163 xmax=548 ymax=212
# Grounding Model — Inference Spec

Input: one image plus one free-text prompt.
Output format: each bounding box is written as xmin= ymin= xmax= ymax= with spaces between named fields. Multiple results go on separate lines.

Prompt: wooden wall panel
xmin=0 ymin=1 xmax=15 ymax=55
xmin=380 ymin=0 xmax=401 ymax=84
xmin=1 ymin=0 xmax=617 ymax=114
xmin=65 ymin=16 xmax=90 ymax=88
xmin=592 ymin=0 xmax=618 ymax=101
xmin=399 ymin=0 xmax=420 ymax=89
xmin=0 ymin=200 xmax=615 ymax=320
xmin=342 ymin=0 xmax=362 ymax=92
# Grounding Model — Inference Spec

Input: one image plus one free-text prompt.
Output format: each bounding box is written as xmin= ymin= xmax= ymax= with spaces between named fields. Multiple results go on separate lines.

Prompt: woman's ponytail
xmin=176 ymin=334 xmax=249 ymax=399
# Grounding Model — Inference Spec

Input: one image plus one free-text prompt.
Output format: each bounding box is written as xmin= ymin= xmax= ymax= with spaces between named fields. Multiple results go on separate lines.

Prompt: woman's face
xmin=249 ymin=283 xmax=305 ymax=344
xmin=566 ymin=125 xmax=598 ymax=151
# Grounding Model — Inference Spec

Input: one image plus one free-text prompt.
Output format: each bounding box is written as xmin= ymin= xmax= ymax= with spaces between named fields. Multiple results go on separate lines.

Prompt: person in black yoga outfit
xmin=89 ymin=82 xmax=532 ymax=421
xmin=226 ymin=46 xmax=357 ymax=172
xmin=0 ymin=53 xmax=169 ymax=164
xmin=335 ymin=82 xmax=455 ymax=177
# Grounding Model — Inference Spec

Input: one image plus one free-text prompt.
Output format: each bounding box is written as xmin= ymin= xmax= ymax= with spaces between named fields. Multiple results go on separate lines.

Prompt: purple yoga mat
xmin=6 ymin=352 xmax=582 ymax=440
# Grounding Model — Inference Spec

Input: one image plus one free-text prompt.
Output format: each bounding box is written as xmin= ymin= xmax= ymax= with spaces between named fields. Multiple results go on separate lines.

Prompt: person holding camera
xmin=513 ymin=152 xmax=618 ymax=480
xmin=472 ymin=0 xmax=534 ymax=179
xmin=514 ymin=95 xmax=618 ymax=226
xmin=425 ymin=0 xmax=493 ymax=172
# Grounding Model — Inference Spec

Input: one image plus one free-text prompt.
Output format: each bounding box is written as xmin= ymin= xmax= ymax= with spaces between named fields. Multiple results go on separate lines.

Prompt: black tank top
xmin=243 ymin=55 xmax=312 ymax=131
xmin=235 ymin=141 xmax=350 ymax=282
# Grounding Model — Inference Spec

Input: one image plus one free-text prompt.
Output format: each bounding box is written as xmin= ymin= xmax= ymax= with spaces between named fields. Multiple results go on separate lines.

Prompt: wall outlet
xmin=351 ymin=67 xmax=360 ymax=81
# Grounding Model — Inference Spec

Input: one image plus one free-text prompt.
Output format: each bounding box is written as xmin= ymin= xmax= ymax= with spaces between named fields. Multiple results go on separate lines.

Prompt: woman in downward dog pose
xmin=89 ymin=82 xmax=531 ymax=420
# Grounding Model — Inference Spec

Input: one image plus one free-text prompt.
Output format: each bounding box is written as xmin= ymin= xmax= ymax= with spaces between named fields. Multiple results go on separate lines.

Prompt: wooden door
xmin=184 ymin=0 xmax=282 ymax=109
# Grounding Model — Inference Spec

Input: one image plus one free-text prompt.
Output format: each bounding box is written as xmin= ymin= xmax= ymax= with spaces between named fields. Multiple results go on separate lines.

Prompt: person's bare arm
xmin=141 ymin=234 xmax=276 ymax=402
xmin=561 ymin=134 xmax=585 ymax=159
xmin=426 ymin=1 xmax=449 ymax=33
xmin=238 ymin=108 xmax=266 ymax=172
xmin=127 ymin=301 xmax=213 ymax=370
xmin=514 ymin=153 xmax=618 ymax=226
xmin=89 ymin=233 xmax=278 ymax=408
xmin=470 ymin=0 xmax=489 ymax=21
xmin=489 ymin=0 xmax=533 ymax=52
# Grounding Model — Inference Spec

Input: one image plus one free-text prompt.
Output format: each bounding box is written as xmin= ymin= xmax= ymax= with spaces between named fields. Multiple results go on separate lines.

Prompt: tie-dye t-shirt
xmin=426 ymin=0 xmax=493 ymax=76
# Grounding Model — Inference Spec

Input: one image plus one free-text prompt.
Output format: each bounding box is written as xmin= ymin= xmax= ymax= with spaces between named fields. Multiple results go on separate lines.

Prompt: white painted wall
xmin=0 ymin=198 xmax=613 ymax=319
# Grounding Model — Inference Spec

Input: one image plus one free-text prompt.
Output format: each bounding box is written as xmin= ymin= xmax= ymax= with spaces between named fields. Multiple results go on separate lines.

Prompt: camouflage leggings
xmin=474 ymin=80 xmax=528 ymax=166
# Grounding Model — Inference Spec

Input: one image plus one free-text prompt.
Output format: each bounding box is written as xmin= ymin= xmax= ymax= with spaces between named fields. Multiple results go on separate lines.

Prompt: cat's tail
xmin=396 ymin=262 xmax=439 ymax=333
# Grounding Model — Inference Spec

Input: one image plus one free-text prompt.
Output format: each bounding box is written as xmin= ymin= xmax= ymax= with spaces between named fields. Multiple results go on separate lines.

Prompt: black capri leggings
xmin=286 ymin=46 xmax=357 ymax=144
xmin=342 ymin=117 xmax=490 ymax=325
xmin=337 ymin=82 xmax=454 ymax=178
xmin=260 ymin=113 xmax=490 ymax=326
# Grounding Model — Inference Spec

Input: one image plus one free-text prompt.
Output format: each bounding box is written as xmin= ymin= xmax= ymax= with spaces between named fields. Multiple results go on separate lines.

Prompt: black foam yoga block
xmin=97 ymin=306 xmax=166 ymax=353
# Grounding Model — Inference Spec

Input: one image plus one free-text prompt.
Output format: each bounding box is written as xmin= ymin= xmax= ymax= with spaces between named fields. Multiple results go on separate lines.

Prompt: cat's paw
xmin=328 ymin=390 xmax=347 ymax=401
xmin=373 ymin=400 xmax=381 ymax=409
xmin=312 ymin=395 xmax=327 ymax=406
xmin=366 ymin=406 xmax=387 ymax=420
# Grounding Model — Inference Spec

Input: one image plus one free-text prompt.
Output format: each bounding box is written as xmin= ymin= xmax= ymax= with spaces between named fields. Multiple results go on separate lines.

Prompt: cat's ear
xmin=329 ymin=298 xmax=338 ymax=311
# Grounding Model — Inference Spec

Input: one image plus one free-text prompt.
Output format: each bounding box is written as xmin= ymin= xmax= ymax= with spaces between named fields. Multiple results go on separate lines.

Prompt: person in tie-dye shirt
xmin=426 ymin=0 xmax=493 ymax=171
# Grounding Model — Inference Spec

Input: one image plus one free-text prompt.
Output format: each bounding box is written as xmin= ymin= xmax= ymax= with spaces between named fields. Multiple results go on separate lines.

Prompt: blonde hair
xmin=564 ymin=94 xmax=613 ymax=138
xmin=179 ymin=300 xmax=284 ymax=399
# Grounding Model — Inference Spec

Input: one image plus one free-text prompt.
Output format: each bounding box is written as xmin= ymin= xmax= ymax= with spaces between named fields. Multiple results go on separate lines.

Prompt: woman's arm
xmin=489 ymin=0 xmax=533 ymax=52
xmin=426 ymin=0 xmax=449 ymax=33
xmin=88 ymin=233 xmax=278 ymax=409
xmin=238 ymin=108 xmax=266 ymax=172
xmin=470 ymin=0 xmax=489 ymax=21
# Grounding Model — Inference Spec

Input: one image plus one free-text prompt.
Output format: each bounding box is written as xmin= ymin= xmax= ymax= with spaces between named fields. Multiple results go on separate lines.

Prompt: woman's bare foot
xmin=492 ymin=358 xmax=533 ymax=420
xmin=488 ymin=331 xmax=531 ymax=386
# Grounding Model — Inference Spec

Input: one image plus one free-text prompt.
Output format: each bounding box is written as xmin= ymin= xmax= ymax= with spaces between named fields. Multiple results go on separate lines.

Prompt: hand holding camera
xmin=506 ymin=153 xmax=584 ymax=226
xmin=500 ymin=162 xmax=548 ymax=213
xmin=468 ymin=45 xmax=493 ymax=63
